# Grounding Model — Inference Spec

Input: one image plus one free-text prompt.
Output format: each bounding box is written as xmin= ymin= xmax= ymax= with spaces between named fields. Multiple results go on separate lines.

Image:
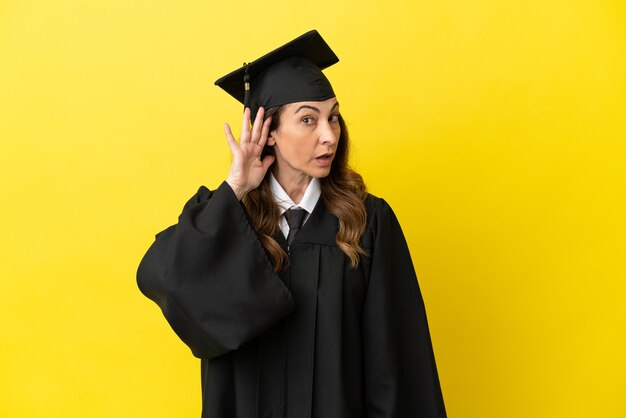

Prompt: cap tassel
xmin=243 ymin=62 xmax=251 ymax=110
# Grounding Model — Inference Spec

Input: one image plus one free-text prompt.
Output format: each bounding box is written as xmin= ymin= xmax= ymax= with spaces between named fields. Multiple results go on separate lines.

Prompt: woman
xmin=137 ymin=30 xmax=446 ymax=418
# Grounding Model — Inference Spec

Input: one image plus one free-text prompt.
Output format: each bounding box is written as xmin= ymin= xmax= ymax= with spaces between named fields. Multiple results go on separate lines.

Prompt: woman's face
xmin=268 ymin=97 xmax=341 ymax=181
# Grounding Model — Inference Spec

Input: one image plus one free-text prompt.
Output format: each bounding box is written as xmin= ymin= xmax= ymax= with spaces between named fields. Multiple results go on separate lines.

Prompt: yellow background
xmin=1 ymin=0 xmax=625 ymax=417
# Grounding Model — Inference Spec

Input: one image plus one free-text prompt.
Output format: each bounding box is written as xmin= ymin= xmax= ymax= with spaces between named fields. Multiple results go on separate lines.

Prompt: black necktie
xmin=285 ymin=207 xmax=307 ymax=247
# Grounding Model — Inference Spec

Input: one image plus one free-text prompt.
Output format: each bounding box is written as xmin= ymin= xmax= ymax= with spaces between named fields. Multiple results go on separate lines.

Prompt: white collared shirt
xmin=269 ymin=172 xmax=321 ymax=239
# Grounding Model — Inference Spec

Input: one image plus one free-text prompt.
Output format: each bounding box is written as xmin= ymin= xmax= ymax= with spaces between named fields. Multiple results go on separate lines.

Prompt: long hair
xmin=242 ymin=105 xmax=368 ymax=272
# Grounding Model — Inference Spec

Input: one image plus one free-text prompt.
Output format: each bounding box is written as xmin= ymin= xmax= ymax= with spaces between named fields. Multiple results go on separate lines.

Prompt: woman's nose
xmin=319 ymin=123 xmax=338 ymax=144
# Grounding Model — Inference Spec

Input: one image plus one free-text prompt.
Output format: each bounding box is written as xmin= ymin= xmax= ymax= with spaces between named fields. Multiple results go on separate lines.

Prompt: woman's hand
xmin=225 ymin=107 xmax=275 ymax=200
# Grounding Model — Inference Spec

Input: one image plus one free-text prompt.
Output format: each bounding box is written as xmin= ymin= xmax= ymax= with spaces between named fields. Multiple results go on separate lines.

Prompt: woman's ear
xmin=267 ymin=132 xmax=276 ymax=146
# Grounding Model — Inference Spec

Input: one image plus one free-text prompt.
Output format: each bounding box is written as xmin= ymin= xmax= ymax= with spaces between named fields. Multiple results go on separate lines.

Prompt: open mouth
xmin=315 ymin=153 xmax=334 ymax=167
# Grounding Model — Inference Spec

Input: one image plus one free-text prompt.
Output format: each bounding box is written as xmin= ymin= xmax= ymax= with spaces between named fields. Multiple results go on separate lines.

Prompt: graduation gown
xmin=137 ymin=182 xmax=446 ymax=418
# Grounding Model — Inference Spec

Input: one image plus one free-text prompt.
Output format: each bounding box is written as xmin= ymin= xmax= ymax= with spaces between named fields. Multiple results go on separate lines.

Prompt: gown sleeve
xmin=136 ymin=181 xmax=294 ymax=360
xmin=362 ymin=198 xmax=447 ymax=418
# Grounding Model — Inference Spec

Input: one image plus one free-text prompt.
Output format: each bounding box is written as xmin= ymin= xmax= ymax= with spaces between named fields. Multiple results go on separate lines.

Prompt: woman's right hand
xmin=224 ymin=107 xmax=276 ymax=200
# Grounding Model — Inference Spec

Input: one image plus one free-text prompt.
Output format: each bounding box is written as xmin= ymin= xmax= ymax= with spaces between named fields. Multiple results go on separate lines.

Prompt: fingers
xmin=249 ymin=107 xmax=265 ymax=144
xmin=226 ymin=107 xmax=270 ymax=152
xmin=240 ymin=108 xmax=251 ymax=143
xmin=223 ymin=123 xmax=237 ymax=152
xmin=258 ymin=115 xmax=272 ymax=148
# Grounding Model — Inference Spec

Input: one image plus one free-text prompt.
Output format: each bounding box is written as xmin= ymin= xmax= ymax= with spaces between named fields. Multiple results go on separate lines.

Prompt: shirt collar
xmin=269 ymin=172 xmax=321 ymax=216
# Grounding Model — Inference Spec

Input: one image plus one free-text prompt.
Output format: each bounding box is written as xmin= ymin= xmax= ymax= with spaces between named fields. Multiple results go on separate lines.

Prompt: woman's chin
xmin=310 ymin=166 xmax=332 ymax=179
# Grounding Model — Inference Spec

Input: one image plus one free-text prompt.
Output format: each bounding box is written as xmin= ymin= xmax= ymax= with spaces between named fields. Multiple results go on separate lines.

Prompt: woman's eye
xmin=329 ymin=114 xmax=340 ymax=123
xmin=302 ymin=116 xmax=315 ymax=124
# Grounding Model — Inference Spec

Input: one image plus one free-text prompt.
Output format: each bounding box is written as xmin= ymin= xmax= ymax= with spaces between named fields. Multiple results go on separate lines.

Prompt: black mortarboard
xmin=214 ymin=30 xmax=339 ymax=119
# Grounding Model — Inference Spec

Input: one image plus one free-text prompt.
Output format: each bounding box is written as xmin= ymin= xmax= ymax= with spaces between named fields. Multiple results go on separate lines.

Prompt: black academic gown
xmin=137 ymin=182 xmax=446 ymax=418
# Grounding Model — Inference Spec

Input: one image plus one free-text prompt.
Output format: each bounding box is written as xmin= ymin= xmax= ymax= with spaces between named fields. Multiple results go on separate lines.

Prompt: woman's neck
xmin=272 ymin=168 xmax=312 ymax=204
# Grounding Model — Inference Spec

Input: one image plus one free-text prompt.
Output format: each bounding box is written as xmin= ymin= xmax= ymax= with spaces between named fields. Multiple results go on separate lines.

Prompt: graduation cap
xmin=214 ymin=30 xmax=339 ymax=119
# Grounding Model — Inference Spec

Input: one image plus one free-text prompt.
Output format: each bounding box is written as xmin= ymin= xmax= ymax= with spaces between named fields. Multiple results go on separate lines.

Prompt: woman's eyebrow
xmin=293 ymin=102 xmax=340 ymax=114
xmin=293 ymin=105 xmax=320 ymax=114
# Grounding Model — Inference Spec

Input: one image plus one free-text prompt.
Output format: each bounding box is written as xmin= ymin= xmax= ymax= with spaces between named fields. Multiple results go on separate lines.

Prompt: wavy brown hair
xmin=242 ymin=105 xmax=368 ymax=271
